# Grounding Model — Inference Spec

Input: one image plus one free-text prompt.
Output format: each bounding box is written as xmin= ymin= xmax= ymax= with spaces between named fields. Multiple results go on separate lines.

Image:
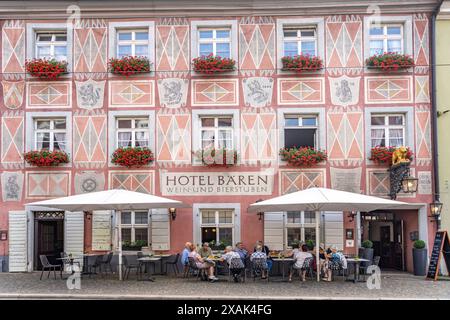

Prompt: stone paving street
xmin=0 ymin=271 xmax=449 ymax=299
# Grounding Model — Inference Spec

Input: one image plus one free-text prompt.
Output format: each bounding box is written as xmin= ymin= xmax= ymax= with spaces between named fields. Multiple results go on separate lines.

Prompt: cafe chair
xmin=59 ymin=252 xmax=80 ymax=278
xmin=88 ymin=255 xmax=104 ymax=277
xmin=251 ymin=257 xmax=269 ymax=282
xmin=122 ymin=255 xmax=142 ymax=280
xmin=163 ymin=253 xmax=180 ymax=276
xmin=187 ymin=257 xmax=207 ymax=280
xmin=101 ymin=252 xmax=114 ymax=275
xmin=228 ymin=257 xmax=245 ymax=282
xmin=39 ymin=255 xmax=62 ymax=280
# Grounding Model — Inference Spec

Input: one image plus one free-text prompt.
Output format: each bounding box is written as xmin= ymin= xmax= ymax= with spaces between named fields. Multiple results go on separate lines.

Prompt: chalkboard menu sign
xmin=426 ymin=231 xmax=450 ymax=280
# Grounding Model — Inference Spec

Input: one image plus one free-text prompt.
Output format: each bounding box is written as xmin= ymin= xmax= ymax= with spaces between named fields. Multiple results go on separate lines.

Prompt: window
xmin=198 ymin=28 xmax=231 ymax=58
xmin=120 ymin=211 xmax=149 ymax=246
xmin=286 ymin=211 xmax=316 ymax=247
xmin=34 ymin=118 xmax=67 ymax=151
xmin=370 ymin=114 xmax=405 ymax=148
xmin=200 ymin=116 xmax=233 ymax=149
xmin=283 ymin=115 xmax=318 ymax=149
xmin=116 ymin=118 xmax=149 ymax=148
xmin=117 ymin=29 xmax=149 ymax=58
xmin=35 ymin=32 xmax=67 ymax=61
xmin=200 ymin=209 xmax=234 ymax=246
xmin=283 ymin=27 xmax=317 ymax=57
xmin=369 ymin=24 xmax=403 ymax=55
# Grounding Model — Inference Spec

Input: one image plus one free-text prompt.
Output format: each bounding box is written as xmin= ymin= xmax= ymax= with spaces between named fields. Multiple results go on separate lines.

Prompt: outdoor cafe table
xmin=345 ymin=258 xmax=370 ymax=283
xmin=271 ymin=258 xmax=294 ymax=281
xmin=75 ymin=253 xmax=106 ymax=275
xmin=137 ymin=257 xmax=162 ymax=281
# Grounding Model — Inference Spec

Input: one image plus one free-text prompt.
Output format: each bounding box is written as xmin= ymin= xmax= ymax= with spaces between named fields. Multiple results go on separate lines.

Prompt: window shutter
xmin=151 ymin=209 xmax=170 ymax=251
xmin=64 ymin=212 xmax=84 ymax=266
xmin=322 ymin=212 xmax=344 ymax=250
xmin=264 ymin=213 xmax=285 ymax=250
xmin=91 ymin=211 xmax=112 ymax=251
xmin=8 ymin=211 xmax=28 ymax=272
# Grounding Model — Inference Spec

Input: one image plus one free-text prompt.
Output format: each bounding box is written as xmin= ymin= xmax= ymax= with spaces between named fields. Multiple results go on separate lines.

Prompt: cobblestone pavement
xmin=0 ymin=271 xmax=449 ymax=299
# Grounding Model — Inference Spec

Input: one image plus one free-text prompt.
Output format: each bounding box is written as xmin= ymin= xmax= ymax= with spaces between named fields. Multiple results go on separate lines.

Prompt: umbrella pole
xmin=118 ymin=210 xmax=123 ymax=281
xmin=315 ymin=211 xmax=320 ymax=282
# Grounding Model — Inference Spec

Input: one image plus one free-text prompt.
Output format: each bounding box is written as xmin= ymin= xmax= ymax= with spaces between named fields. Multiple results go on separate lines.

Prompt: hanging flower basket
xmin=108 ymin=56 xmax=151 ymax=76
xmin=366 ymin=53 xmax=415 ymax=71
xmin=24 ymin=150 xmax=70 ymax=167
xmin=369 ymin=146 xmax=414 ymax=165
xmin=281 ymin=55 xmax=323 ymax=72
xmin=192 ymin=54 xmax=236 ymax=74
xmin=111 ymin=147 xmax=154 ymax=167
xmin=279 ymin=146 xmax=327 ymax=167
xmin=195 ymin=148 xmax=238 ymax=167
xmin=25 ymin=58 xmax=68 ymax=79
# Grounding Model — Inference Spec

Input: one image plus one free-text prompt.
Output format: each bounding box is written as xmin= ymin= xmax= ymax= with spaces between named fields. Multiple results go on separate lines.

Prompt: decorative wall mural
xmin=109 ymin=170 xmax=154 ymax=194
xmin=1 ymin=112 xmax=24 ymax=167
xmin=279 ymin=169 xmax=325 ymax=194
xmin=109 ymin=80 xmax=154 ymax=107
xmin=367 ymin=170 xmax=389 ymax=197
xmin=414 ymin=14 xmax=429 ymax=67
xmin=365 ymin=76 xmax=413 ymax=104
xmin=1 ymin=171 xmax=24 ymax=201
xmin=278 ymin=78 xmax=325 ymax=105
xmin=2 ymin=20 xmax=25 ymax=74
xmin=329 ymin=75 xmax=360 ymax=107
xmin=156 ymin=110 xmax=191 ymax=163
xmin=415 ymin=76 xmax=430 ymax=103
xmin=239 ymin=21 xmax=275 ymax=70
xmin=2 ymin=80 xmax=25 ymax=109
xmin=156 ymin=24 xmax=189 ymax=72
xmin=74 ymin=171 xmax=105 ymax=194
xmin=157 ymin=78 xmax=189 ymax=108
xmin=415 ymin=105 xmax=432 ymax=166
xmin=242 ymin=77 xmax=273 ymax=108
xmin=330 ymin=167 xmax=362 ymax=193
xmin=75 ymin=79 xmax=105 ymax=109
xmin=26 ymin=81 xmax=72 ymax=108
xmin=192 ymin=79 xmax=239 ymax=106
xmin=26 ymin=171 xmax=71 ymax=199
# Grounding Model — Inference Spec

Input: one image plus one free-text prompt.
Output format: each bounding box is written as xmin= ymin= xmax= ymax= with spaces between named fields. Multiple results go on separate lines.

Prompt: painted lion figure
xmin=392 ymin=146 xmax=410 ymax=165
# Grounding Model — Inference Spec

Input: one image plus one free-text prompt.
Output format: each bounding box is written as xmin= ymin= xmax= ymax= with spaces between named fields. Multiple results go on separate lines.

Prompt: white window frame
xmin=35 ymin=32 xmax=68 ymax=61
xmin=200 ymin=209 xmax=235 ymax=245
xmin=116 ymin=29 xmax=150 ymax=58
xmin=369 ymin=113 xmax=406 ymax=148
xmin=198 ymin=28 xmax=231 ymax=58
xmin=283 ymin=114 xmax=319 ymax=149
xmin=115 ymin=117 xmax=150 ymax=148
xmin=120 ymin=210 xmax=150 ymax=245
xmin=285 ymin=211 xmax=317 ymax=247
xmin=200 ymin=116 xmax=234 ymax=150
xmin=282 ymin=27 xmax=317 ymax=57
xmin=33 ymin=118 xmax=67 ymax=152
xmin=368 ymin=24 xmax=404 ymax=55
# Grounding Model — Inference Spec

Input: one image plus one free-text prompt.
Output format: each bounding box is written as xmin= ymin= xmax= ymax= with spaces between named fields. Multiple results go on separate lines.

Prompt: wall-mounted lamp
xmin=347 ymin=212 xmax=357 ymax=222
xmin=401 ymin=175 xmax=419 ymax=194
xmin=255 ymin=199 xmax=264 ymax=221
xmin=169 ymin=208 xmax=177 ymax=220
xmin=429 ymin=199 xmax=443 ymax=223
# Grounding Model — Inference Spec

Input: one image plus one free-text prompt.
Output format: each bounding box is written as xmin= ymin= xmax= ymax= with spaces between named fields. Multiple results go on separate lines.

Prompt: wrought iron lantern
xmin=401 ymin=175 xmax=419 ymax=193
xmin=429 ymin=200 xmax=443 ymax=220
xmin=169 ymin=208 xmax=177 ymax=220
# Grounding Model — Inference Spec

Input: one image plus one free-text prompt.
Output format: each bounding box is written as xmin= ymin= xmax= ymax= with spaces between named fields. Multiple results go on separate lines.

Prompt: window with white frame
xmin=369 ymin=24 xmax=403 ymax=55
xmin=283 ymin=115 xmax=318 ymax=149
xmin=370 ymin=114 xmax=405 ymax=148
xmin=35 ymin=32 xmax=67 ymax=61
xmin=285 ymin=211 xmax=316 ymax=247
xmin=34 ymin=118 xmax=67 ymax=151
xmin=200 ymin=116 xmax=233 ymax=149
xmin=283 ymin=27 xmax=317 ymax=57
xmin=198 ymin=28 xmax=231 ymax=58
xmin=115 ymin=118 xmax=149 ymax=148
xmin=120 ymin=211 xmax=149 ymax=247
xmin=116 ymin=29 xmax=150 ymax=58
xmin=200 ymin=209 xmax=234 ymax=246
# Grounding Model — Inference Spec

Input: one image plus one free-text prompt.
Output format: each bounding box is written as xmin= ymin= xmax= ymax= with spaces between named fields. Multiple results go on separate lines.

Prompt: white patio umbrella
xmin=27 ymin=189 xmax=189 ymax=280
xmin=248 ymin=187 xmax=410 ymax=281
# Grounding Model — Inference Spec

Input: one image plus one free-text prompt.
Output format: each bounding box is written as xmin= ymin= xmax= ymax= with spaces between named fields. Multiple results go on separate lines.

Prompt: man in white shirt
xmin=289 ymin=244 xmax=313 ymax=282
xmin=221 ymin=246 xmax=244 ymax=282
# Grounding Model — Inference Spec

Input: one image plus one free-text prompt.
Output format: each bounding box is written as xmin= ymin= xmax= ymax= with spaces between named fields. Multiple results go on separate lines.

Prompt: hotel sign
xmin=161 ymin=171 xmax=274 ymax=196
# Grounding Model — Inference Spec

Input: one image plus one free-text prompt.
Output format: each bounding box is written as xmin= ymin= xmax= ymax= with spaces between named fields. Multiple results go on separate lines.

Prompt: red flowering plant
xmin=192 ymin=54 xmax=236 ymax=74
xmin=369 ymin=146 xmax=413 ymax=165
xmin=111 ymin=147 xmax=154 ymax=167
xmin=25 ymin=58 xmax=68 ymax=79
xmin=366 ymin=52 xmax=414 ymax=71
xmin=279 ymin=146 xmax=327 ymax=167
xmin=108 ymin=56 xmax=151 ymax=76
xmin=24 ymin=150 xmax=69 ymax=167
xmin=281 ymin=55 xmax=323 ymax=72
xmin=195 ymin=148 xmax=238 ymax=167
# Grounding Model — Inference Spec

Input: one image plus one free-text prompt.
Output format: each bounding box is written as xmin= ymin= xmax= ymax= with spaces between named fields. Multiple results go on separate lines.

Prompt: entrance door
xmin=394 ymin=219 xmax=405 ymax=270
xmin=379 ymin=225 xmax=394 ymax=268
xmin=35 ymin=220 xmax=64 ymax=270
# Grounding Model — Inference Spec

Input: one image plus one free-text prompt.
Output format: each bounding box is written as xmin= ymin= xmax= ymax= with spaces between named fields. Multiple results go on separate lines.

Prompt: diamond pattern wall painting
xmin=365 ymin=76 xmax=413 ymax=104
xmin=156 ymin=110 xmax=191 ymax=163
xmin=109 ymin=171 xmax=154 ymax=194
xmin=156 ymin=24 xmax=189 ymax=72
xmin=367 ymin=170 xmax=390 ymax=197
xmin=279 ymin=170 xmax=325 ymax=194
xmin=26 ymin=82 xmax=72 ymax=108
xmin=26 ymin=171 xmax=71 ymax=199
xmin=278 ymin=78 xmax=325 ymax=105
xmin=239 ymin=20 xmax=275 ymax=70
xmin=1 ymin=80 xmax=25 ymax=109
xmin=414 ymin=14 xmax=429 ymax=67
xmin=1 ymin=112 xmax=24 ymax=168
xmin=2 ymin=20 xmax=25 ymax=74
xmin=192 ymin=79 xmax=239 ymax=106
xmin=109 ymin=80 xmax=155 ymax=108
xmin=415 ymin=76 xmax=430 ymax=103
xmin=415 ymin=105 xmax=432 ymax=166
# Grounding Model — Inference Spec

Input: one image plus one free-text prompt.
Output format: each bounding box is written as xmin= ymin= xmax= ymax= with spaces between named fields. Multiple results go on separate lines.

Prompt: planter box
xmin=413 ymin=248 xmax=427 ymax=276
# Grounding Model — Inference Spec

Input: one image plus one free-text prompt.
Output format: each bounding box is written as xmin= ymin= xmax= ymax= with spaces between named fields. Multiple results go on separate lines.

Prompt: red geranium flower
xmin=24 ymin=150 xmax=69 ymax=167
xmin=281 ymin=55 xmax=323 ymax=73
xmin=25 ymin=59 xmax=68 ymax=80
xmin=279 ymin=146 xmax=327 ymax=167
xmin=192 ymin=54 xmax=236 ymax=74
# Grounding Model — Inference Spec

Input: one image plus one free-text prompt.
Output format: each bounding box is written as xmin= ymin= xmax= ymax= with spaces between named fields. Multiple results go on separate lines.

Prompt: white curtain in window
xmin=389 ymin=129 xmax=403 ymax=147
xmin=53 ymin=133 xmax=66 ymax=151
xmin=371 ymin=129 xmax=385 ymax=147
xmin=117 ymin=132 xmax=132 ymax=147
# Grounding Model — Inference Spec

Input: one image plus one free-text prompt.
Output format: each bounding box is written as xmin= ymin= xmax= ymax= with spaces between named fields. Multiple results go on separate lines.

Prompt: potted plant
xmin=195 ymin=148 xmax=238 ymax=167
xmin=369 ymin=146 xmax=413 ymax=165
xmin=360 ymin=240 xmax=374 ymax=266
xmin=279 ymin=146 xmax=327 ymax=167
xmin=208 ymin=240 xmax=229 ymax=251
xmin=122 ymin=240 xmax=148 ymax=251
xmin=111 ymin=147 xmax=154 ymax=168
xmin=108 ymin=56 xmax=151 ymax=76
xmin=24 ymin=150 xmax=70 ymax=167
xmin=365 ymin=52 xmax=414 ymax=71
xmin=306 ymin=239 xmax=315 ymax=251
xmin=25 ymin=58 xmax=68 ymax=79
xmin=281 ymin=54 xmax=323 ymax=73
xmin=192 ymin=54 xmax=236 ymax=74
xmin=412 ymin=239 xmax=427 ymax=276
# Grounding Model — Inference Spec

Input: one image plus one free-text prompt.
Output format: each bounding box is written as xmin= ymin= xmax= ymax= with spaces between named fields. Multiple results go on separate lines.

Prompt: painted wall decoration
xmin=191 ymin=79 xmax=239 ymax=106
xmin=1 ymin=171 xmax=24 ymax=201
xmin=414 ymin=14 xmax=429 ymax=67
xmin=75 ymin=79 xmax=105 ymax=109
xmin=415 ymin=76 xmax=430 ymax=103
xmin=241 ymin=108 xmax=277 ymax=164
xmin=330 ymin=167 xmax=362 ymax=193
xmin=417 ymin=171 xmax=432 ymax=195
xmin=25 ymin=171 xmax=71 ymax=199
xmin=73 ymin=112 xmax=107 ymax=168
xmin=73 ymin=19 xmax=108 ymax=74
xmin=74 ymin=171 xmax=105 ymax=194
xmin=326 ymin=15 xmax=362 ymax=69
xmin=242 ymin=77 xmax=273 ymax=108
xmin=1 ymin=111 xmax=24 ymax=167
xmin=157 ymin=78 xmax=189 ymax=108
xmin=156 ymin=24 xmax=189 ymax=72
xmin=279 ymin=169 xmax=325 ymax=194
xmin=327 ymin=106 xmax=364 ymax=165
xmin=239 ymin=19 xmax=275 ymax=70
xmin=156 ymin=110 xmax=191 ymax=163
xmin=278 ymin=78 xmax=325 ymax=105
xmin=1 ymin=20 xmax=25 ymax=74
xmin=109 ymin=170 xmax=154 ymax=194
xmin=367 ymin=170 xmax=389 ymax=197
xmin=329 ymin=75 xmax=360 ymax=107
xmin=415 ymin=105 xmax=432 ymax=166
xmin=26 ymin=81 xmax=72 ymax=108
xmin=109 ymin=80 xmax=154 ymax=108
xmin=365 ymin=76 xmax=413 ymax=104
xmin=1 ymin=80 xmax=25 ymax=109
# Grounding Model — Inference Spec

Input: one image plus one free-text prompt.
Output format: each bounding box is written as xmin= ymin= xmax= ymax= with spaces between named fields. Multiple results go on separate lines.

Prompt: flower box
xmin=279 ymin=146 xmax=327 ymax=167
xmin=369 ymin=146 xmax=413 ymax=165
xmin=24 ymin=150 xmax=70 ymax=167
xmin=192 ymin=54 xmax=236 ymax=74
xmin=108 ymin=56 xmax=151 ymax=76
xmin=195 ymin=148 xmax=238 ymax=167
xmin=281 ymin=55 xmax=323 ymax=72
xmin=25 ymin=59 xmax=68 ymax=79
xmin=111 ymin=147 xmax=154 ymax=167
xmin=122 ymin=240 xmax=147 ymax=251
xmin=365 ymin=53 xmax=414 ymax=71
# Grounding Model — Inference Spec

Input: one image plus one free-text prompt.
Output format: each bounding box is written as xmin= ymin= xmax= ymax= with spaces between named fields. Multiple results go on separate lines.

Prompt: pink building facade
xmin=0 ymin=0 xmax=440 ymax=273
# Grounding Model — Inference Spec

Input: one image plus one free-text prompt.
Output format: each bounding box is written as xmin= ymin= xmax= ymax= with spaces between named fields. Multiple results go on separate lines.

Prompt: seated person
xmin=289 ymin=244 xmax=313 ymax=282
xmin=253 ymin=241 xmax=273 ymax=272
xmin=181 ymin=241 xmax=192 ymax=277
xmin=221 ymin=246 xmax=245 ymax=282
xmin=323 ymin=246 xmax=344 ymax=282
xmin=188 ymin=244 xmax=218 ymax=282
xmin=198 ymin=242 xmax=212 ymax=258
xmin=234 ymin=242 xmax=248 ymax=264
xmin=250 ymin=245 xmax=268 ymax=279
